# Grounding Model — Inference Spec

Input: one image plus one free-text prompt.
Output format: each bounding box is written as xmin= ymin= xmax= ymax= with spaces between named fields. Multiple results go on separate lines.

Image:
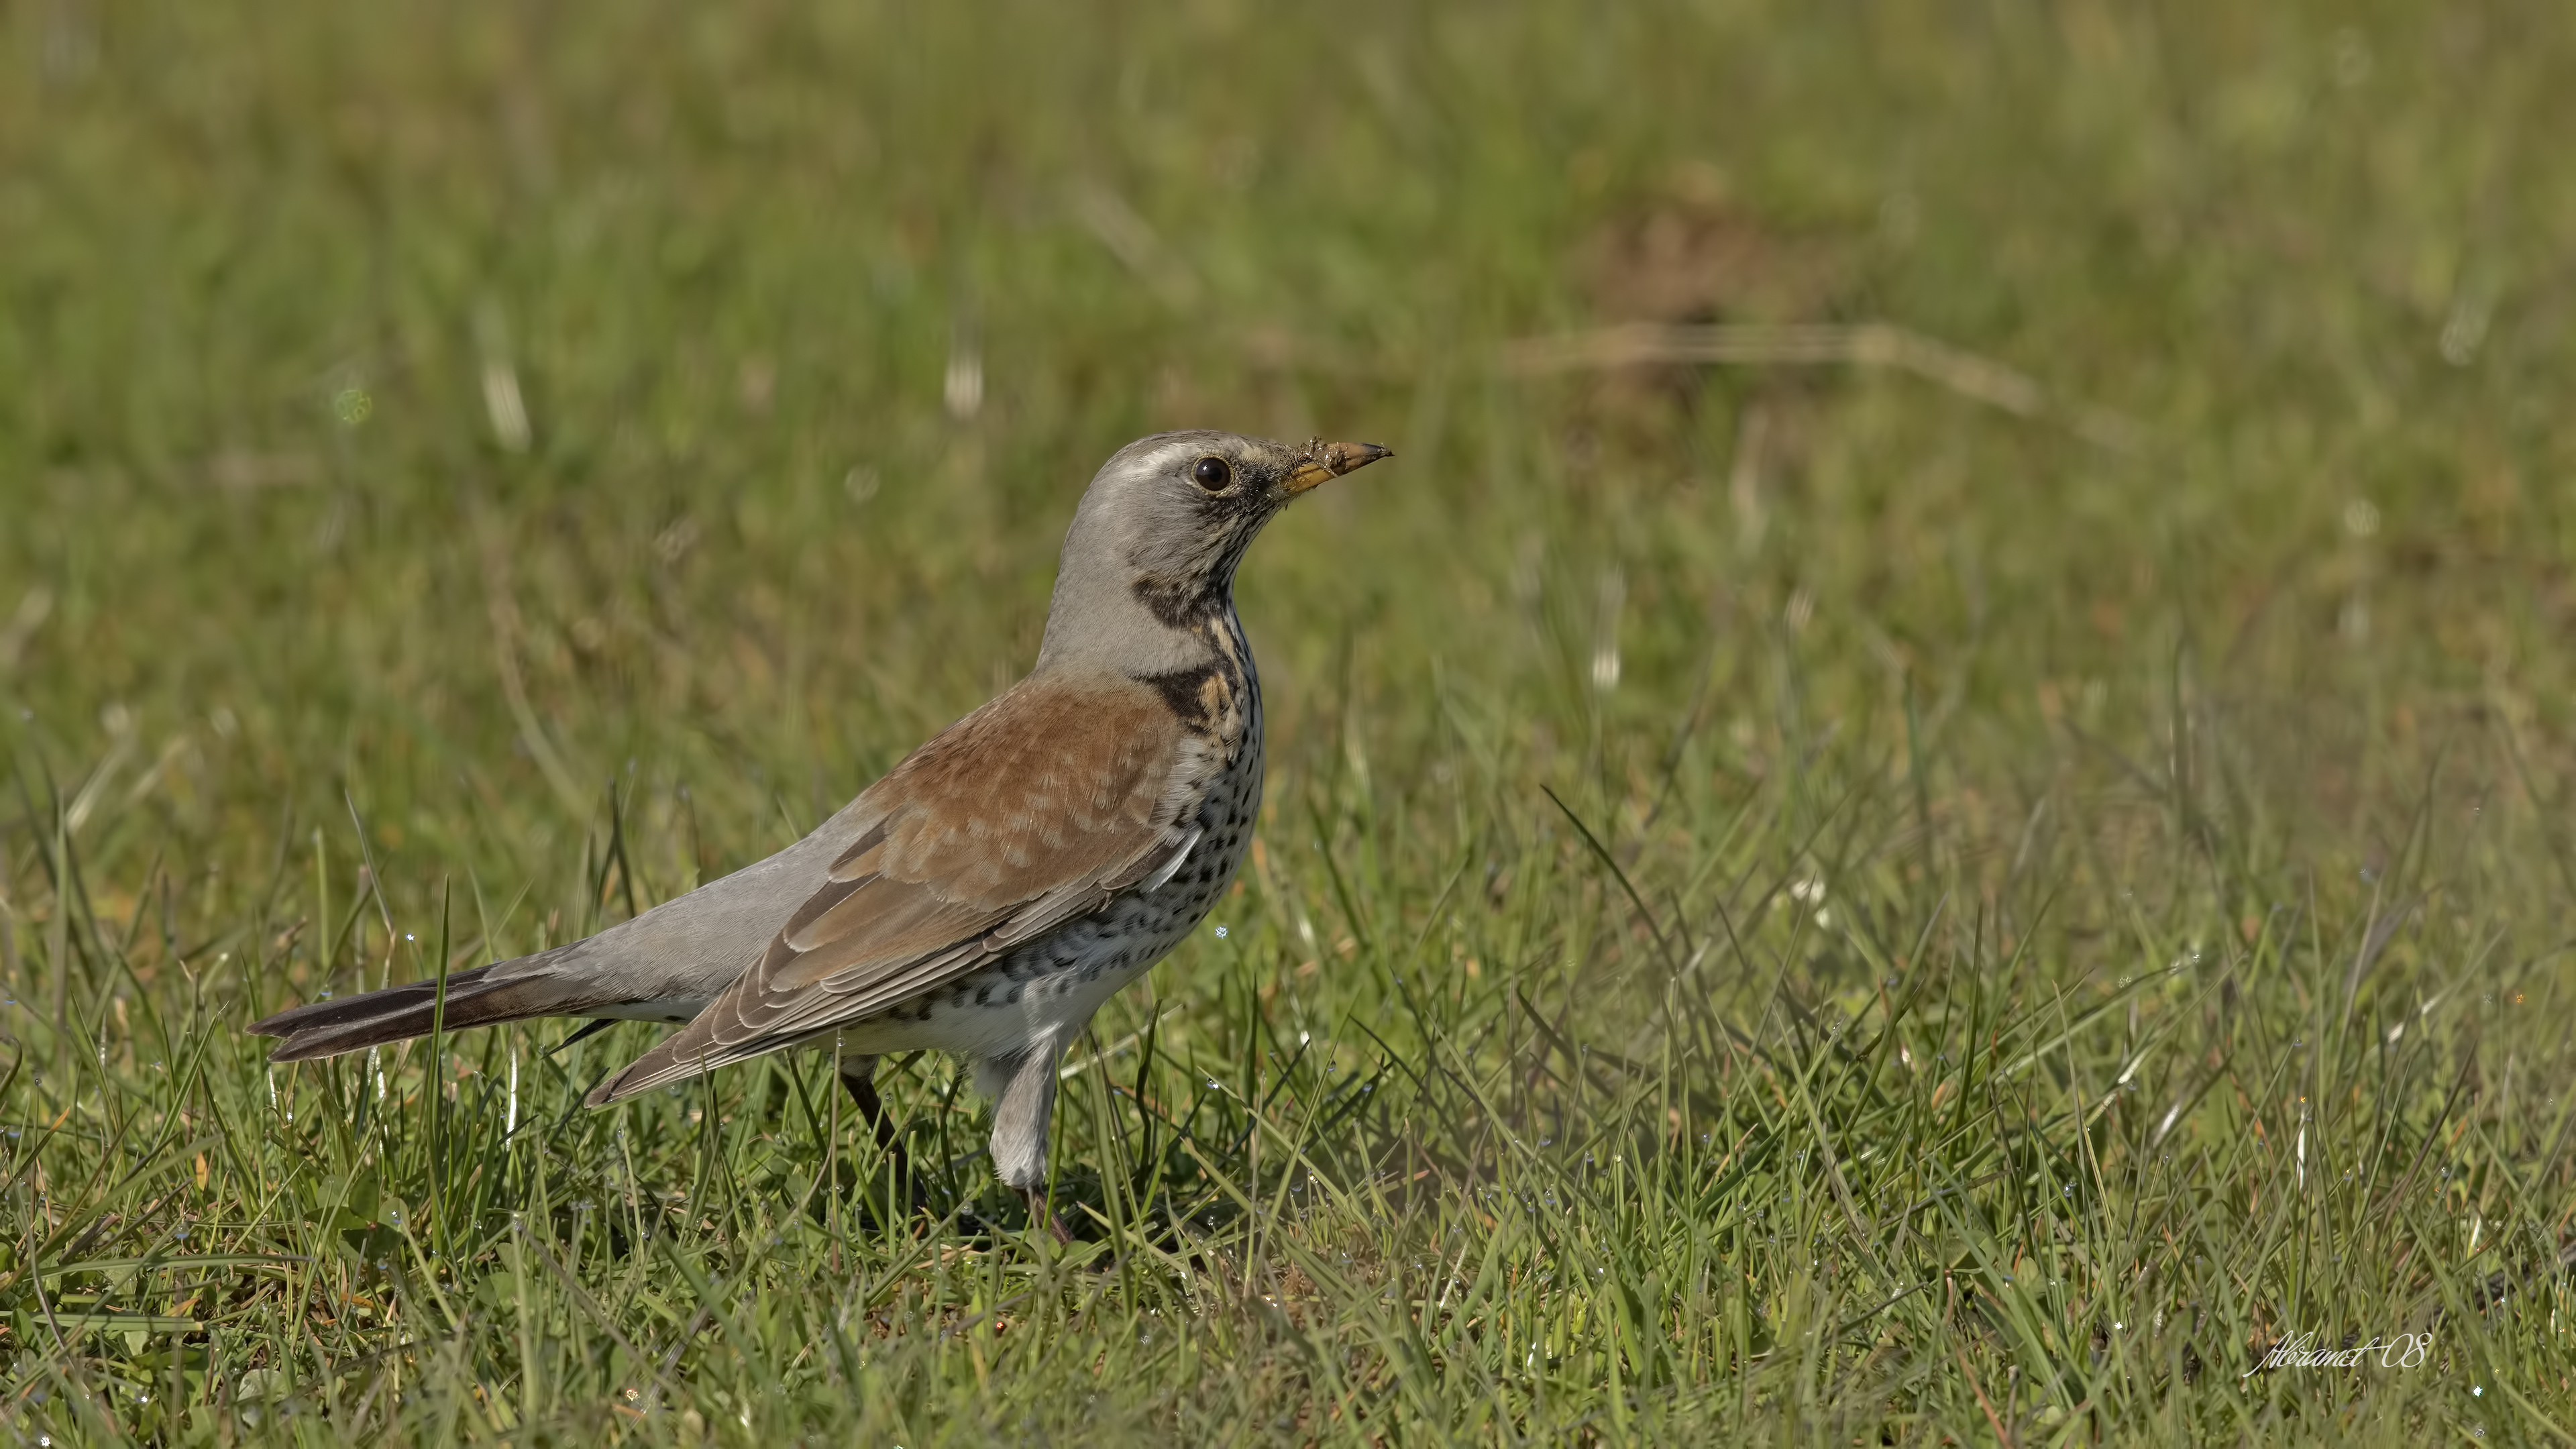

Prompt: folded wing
xmin=586 ymin=671 xmax=1211 ymax=1104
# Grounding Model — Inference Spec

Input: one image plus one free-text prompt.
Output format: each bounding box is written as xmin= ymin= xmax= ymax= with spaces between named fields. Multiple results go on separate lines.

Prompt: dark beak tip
xmin=1287 ymin=438 xmax=1394 ymax=492
xmin=1332 ymin=441 xmax=1395 ymax=474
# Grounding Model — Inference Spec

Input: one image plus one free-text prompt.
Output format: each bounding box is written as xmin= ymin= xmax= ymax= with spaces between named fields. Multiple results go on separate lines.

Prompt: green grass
xmin=5 ymin=0 xmax=2575 ymax=1442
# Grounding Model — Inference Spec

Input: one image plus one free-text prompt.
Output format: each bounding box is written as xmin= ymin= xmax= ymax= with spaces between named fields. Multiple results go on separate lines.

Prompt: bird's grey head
xmin=1034 ymin=430 xmax=1392 ymax=674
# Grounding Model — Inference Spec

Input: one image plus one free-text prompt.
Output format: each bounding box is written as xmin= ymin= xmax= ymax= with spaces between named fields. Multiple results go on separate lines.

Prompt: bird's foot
xmin=1022 ymin=1187 xmax=1073 ymax=1244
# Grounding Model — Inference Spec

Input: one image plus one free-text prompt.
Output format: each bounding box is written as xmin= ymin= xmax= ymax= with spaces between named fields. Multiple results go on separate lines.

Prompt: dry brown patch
xmin=1576 ymin=194 xmax=1849 ymax=329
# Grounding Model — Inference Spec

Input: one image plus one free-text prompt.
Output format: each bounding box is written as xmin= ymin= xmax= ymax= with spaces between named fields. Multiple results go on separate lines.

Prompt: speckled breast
xmin=879 ymin=610 xmax=1264 ymax=1030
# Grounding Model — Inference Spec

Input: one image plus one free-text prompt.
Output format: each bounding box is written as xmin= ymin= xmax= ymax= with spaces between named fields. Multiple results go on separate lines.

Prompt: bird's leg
xmin=976 ymin=1035 xmax=1073 ymax=1242
xmin=835 ymin=1053 xmax=901 ymax=1155
xmin=836 ymin=1051 xmax=915 ymax=1214
xmin=1023 ymin=1186 xmax=1073 ymax=1245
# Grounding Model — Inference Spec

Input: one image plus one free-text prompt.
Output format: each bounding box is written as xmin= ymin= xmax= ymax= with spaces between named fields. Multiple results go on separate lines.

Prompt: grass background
xmin=4 ymin=0 xmax=2575 ymax=1441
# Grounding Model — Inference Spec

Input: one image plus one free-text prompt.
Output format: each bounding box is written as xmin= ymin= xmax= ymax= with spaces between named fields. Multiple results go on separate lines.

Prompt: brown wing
xmin=586 ymin=671 xmax=1212 ymax=1104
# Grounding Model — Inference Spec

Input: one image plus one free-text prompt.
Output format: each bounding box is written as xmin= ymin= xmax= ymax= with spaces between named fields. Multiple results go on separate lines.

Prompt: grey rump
xmin=248 ymin=430 xmax=1392 ymax=1216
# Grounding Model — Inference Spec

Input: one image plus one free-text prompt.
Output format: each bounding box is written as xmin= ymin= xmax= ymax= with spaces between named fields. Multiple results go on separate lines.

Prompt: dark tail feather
xmin=249 ymin=958 xmax=572 ymax=1063
xmin=248 ymin=966 xmax=499 ymax=1038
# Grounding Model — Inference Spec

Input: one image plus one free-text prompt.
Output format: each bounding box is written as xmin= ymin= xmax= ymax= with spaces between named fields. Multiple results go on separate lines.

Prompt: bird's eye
xmin=1191 ymin=456 xmax=1232 ymax=492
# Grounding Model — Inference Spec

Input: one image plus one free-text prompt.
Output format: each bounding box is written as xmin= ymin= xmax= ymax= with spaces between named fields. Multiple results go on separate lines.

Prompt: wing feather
xmin=587 ymin=672 xmax=1216 ymax=1104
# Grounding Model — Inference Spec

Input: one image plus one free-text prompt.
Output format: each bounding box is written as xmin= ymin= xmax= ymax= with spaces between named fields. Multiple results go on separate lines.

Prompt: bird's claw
xmin=1023 ymin=1187 xmax=1073 ymax=1244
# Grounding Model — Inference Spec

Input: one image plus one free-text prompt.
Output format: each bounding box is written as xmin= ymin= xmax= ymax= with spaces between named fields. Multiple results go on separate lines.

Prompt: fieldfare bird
xmin=249 ymin=430 xmax=1391 ymax=1230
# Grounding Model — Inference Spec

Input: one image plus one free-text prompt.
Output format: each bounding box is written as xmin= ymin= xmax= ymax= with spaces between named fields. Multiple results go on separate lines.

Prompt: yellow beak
xmin=1283 ymin=439 xmax=1395 ymax=495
